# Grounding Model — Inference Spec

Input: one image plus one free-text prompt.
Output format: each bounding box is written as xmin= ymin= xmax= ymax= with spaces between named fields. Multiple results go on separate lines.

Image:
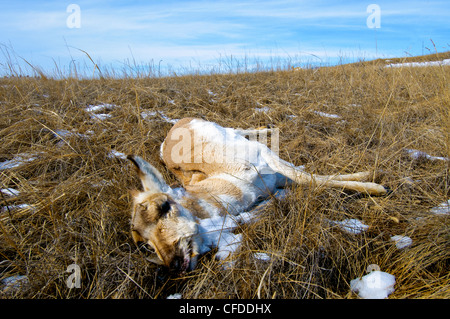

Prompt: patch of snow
xmin=84 ymin=103 xmax=118 ymax=121
xmin=331 ymin=218 xmax=369 ymax=234
xmin=390 ymin=235 xmax=413 ymax=249
xmin=0 ymin=153 xmax=40 ymax=170
xmin=159 ymin=113 xmax=179 ymax=124
xmin=197 ymin=209 xmax=262 ymax=265
xmin=350 ymin=269 xmax=395 ymax=299
xmin=0 ymin=188 xmax=20 ymax=197
xmin=167 ymin=293 xmax=182 ymax=299
xmin=107 ymin=150 xmax=127 ymax=160
xmin=1 ymin=204 xmax=34 ymax=213
xmin=405 ymin=149 xmax=449 ymax=161
xmin=194 ymin=189 xmax=291 ymax=264
xmin=234 ymin=211 xmax=254 ymax=224
xmin=254 ymin=106 xmax=271 ymax=113
xmin=198 ymin=215 xmax=239 ymax=251
xmin=313 ymin=111 xmax=341 ymax=119
xmin=386 ymin=59 xmax=450 ymax=68
xmin=140 ymin=110 xmax=156 ymax=119
xmin=91 ymin=180 xmax=114 ymax=188
xmin=253 ymin=252 xmax=271 ymax=261
xmin=215 ymin=232 xmax=242 ymax=262
xmin=54 ymin=129 xmax=90 ymax=139
xmin=140 ymin=110 xmax=179 ymax=124
xmin=430 ymin=199 xmax=450 ymax=215
xmin=90 ymin=113 xmax=112 ymax=121
xmin=85 ymin=103 xmax=117 ymax=113
xmin=1 ymin=275 xmax=29 ymax=292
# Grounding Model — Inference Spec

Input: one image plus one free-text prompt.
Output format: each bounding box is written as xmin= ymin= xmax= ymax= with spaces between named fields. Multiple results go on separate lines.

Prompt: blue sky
xmin=1 ymin=0 xmax=449 ymax=76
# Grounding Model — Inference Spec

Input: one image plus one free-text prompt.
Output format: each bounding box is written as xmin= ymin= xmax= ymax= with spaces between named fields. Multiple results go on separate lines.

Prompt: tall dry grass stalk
xmin=0 ymin=51 xmax=449 ymax=298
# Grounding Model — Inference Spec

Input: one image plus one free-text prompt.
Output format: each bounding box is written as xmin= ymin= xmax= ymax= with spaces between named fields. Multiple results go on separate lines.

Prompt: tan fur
xmin=128 ymin=118 xmax=388 ymax=272
xmin=130 ymin=192 xmax=197 ymax=268
xmin=180 ymin=196 xmax=211 ymax=219
xmin=161 ymin=118 xmax=247 ymax=185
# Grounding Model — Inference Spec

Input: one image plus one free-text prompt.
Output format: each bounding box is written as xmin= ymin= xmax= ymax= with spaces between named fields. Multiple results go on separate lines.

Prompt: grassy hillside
xmin=0 ymin=52 xmax=449 ymax=298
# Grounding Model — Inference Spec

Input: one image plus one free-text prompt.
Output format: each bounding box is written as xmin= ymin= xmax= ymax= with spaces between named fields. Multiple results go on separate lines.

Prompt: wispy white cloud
xmin=1 ymin=9 xmax=66 ymax=31
xmin=1 ymin=0 xmax=449 ymax=75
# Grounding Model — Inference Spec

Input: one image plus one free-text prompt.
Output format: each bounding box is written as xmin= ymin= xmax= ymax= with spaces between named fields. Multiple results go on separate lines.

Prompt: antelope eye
xmin=160 ymin=201 xmax=171 ymax=215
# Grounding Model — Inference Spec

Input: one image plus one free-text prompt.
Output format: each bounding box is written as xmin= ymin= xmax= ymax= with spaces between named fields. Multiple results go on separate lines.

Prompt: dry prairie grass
xmin=0 ymin=51 xmax=449 ymax=299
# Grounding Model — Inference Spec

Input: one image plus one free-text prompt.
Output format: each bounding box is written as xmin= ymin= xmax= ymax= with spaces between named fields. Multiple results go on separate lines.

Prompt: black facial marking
xmin=160 ymin=200 xmax=171 ymax=215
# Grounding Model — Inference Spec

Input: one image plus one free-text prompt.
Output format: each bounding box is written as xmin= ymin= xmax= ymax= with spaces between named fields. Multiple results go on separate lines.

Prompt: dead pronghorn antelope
xmin=128 ymin=118 xmax=387 ymax=272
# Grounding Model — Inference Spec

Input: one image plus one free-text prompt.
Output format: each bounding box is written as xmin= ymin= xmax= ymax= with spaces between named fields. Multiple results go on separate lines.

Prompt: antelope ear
xmin=146 ymin=256 xmax=165 ymax=265
xmin=129 ymin=189 xmax=140 ymax=198
xmin=131 ymin=230 xmax=145 ymax=244
xmin=128 ymin=155 xmax=170 ymax=194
